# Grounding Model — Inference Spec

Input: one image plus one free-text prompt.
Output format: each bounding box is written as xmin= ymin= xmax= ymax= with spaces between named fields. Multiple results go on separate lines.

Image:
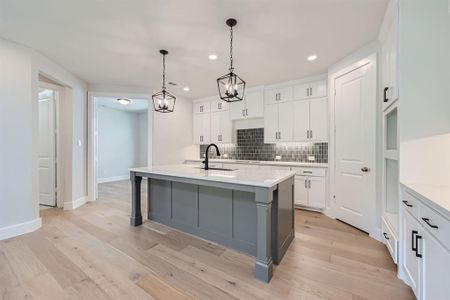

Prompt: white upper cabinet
xmin=293 ymin=80 xmax=327 ymax=100
xmin=229 ymin=89 xmax=264 ymax=120
xmin=193 ymin=113 xmax=211 ymax=145
xmin=293 ymin=98 xmax=328 ymax=142
xmin=309 ymin=98 xmax=328 ymax=141
xmin=264 ymin=104 xmax=278 ymax=143
xmin=264 ymin=102 xmax=293 ymax=143
xmin=210 ymin=110 xmax=232 ymax=144
xmin=194 ymin=101 xmax=210 ymax=114
xmin=265 ymin=86 xmax=293 ymax=104
xmin=210 ymin=99 xmax=229 ymax=112
xmin=293 ymin=100 xmax=310 ymax=141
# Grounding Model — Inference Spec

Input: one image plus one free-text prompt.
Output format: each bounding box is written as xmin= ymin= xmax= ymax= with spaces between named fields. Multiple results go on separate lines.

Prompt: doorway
xmin=38 ymin=84 xmax=59 ymax=207
xmin=331 ymin=54 xmax=377 ymax=233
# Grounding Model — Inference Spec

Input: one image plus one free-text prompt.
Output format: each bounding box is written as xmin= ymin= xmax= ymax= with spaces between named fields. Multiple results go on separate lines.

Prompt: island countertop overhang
xmin=130 ymin=164 xmax=296 ymax=188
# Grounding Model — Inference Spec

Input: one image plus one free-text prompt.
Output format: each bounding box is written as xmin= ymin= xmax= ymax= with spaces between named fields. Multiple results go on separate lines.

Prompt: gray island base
xmin=129 ymin=165 xmax=295 ymax=282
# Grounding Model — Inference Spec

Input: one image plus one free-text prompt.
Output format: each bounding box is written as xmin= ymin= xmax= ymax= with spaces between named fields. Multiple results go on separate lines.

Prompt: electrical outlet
xmin=275 ymin=155 xmax=281 ymax=160
xmin=223 ymin=153 xmax=228 ymax=158
xmin=308 ymin=156 xmax=315 ymax=161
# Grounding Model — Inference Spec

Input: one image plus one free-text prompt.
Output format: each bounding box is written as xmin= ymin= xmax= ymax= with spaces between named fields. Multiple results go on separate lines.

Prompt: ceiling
xmin=0 ymin=0 xmax=388 ymax=99
xmin=97 ymin=97 xmax=148 ymax=113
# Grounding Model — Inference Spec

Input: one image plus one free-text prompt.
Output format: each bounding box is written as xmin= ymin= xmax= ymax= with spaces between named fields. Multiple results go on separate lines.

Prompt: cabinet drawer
xmin=259 ymin=165 xmax=291 ymax=171
xmin=420 ymin=203 xmax=450 ymax=251
xmin=382 ymin=216 xmax=398 ymax=264
xmin=402 ymin=191 xmax=420 ymax=219
xmin=291 ymin=167 xmax=326 ymax=177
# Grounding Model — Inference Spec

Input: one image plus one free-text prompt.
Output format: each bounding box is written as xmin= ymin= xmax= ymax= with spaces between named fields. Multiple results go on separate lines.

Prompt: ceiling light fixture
xmin=117 ymin=98 xmax=131 ymax=105
xmin=217 ymin=18 xmax=245 ymax=102
xmin=183 ymin=87 xmax=190 ymax=92
xmin=152 ymin=49 xmax=176 ymax=113
xmin=307 ymin=54 xmax=318 ymax=61
xmin=208 ymin=54 xmax=218 ymax=60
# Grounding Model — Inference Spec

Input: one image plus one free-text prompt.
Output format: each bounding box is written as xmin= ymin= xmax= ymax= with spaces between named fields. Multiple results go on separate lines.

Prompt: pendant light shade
xmin=217 ymin=18 xmax=246 ymax=102
xmin=152 ymin=50 xmax=176 ymax=113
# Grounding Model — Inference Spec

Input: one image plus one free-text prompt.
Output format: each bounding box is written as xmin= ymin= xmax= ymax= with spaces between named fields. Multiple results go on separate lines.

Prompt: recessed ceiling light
xmin=208 ymin=54 xmax=218 ymax=60
xmin=307 ymin=54 xmax=318 ymax=61
xmin=183 ymin=87 xmax=190 ymax=92
xmin=117 ymin=98 xmax=131 ymax=105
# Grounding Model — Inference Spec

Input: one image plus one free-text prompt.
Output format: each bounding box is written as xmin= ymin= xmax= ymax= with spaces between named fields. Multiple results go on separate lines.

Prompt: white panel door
xmin=308 ymin=177 xmax=326 ymax=209
xmin=310 ymin=80 xmax=327 ymax=98
xmin=334 ymin=61 xmax=376 ymax=232
xmin=245 ymin=90 xmax=264 ymax=118
xmin=264 ymin=104 xmax=278 ymax=143
xmin=39 ymin=89 xmax=56 ymax=206
xmin=294 ymin=176 xmax=308 ymax=206
xmin=309 ymin=98 xmax=328 ymax=142
xmin=277 ymin=102 xmax=293 ymax=142
xmin=293 ymin=100 xmax=310 ymax=141
xmin=422 ymin=229 xmax=450 ymax=300
xmin=229 ymin=100 xmax=246 ymax=120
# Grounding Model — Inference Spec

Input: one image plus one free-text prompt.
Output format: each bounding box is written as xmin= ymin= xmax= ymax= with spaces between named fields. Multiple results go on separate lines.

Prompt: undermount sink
xmin=196 ymin=167 xmax=237 ymax=171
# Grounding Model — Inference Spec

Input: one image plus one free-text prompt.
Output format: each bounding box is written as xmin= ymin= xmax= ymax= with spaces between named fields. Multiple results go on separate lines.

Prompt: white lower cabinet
xmin=294 ymin=173 xmax=326 ymax=209
xmin=401 ymin=185 xmax=450 ymax=299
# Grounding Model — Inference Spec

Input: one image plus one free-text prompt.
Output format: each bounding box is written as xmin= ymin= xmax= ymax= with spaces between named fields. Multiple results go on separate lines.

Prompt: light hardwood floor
xmin=0 ymin=180 xmax=414 ymax=300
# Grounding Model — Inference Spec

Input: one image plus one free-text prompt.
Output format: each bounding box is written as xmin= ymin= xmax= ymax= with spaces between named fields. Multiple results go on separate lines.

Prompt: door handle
xmin=415 ymin=234 xmax=423 ymax=258
xmin=383 ymin=87 xmax=389 ymax=103
xmin=402 ymin=200 xmax=413 ymax=207
xmin=422 ymin=217 xmax=439 ymax=229
xmin=361 ymin=167 xmax=370 ymax=172
xmin=383 ymin=232 xmax=390 ymax=240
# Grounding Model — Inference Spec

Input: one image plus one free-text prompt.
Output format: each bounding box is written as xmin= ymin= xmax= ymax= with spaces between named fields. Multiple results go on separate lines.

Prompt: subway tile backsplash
xmin=200 ymin=128 xmax=328 ymax=163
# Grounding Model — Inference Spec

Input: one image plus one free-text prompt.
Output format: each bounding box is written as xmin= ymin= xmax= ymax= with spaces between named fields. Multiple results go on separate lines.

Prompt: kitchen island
xmin=129 ymin=164 xmax=295 ymax=282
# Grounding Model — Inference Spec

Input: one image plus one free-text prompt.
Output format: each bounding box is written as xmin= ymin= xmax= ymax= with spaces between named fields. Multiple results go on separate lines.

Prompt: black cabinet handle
xmin=383 ymin=232 xmax=390 ymax=240
xmin=422 ymin=218 xmax=439 ymax=229
xmin=402 ymin=200 xmax=413 ymax=207
xmin=383 ymin=87 xmax=389 ymax=102
xmin=415 ymin=234 xmax=423 ymax=258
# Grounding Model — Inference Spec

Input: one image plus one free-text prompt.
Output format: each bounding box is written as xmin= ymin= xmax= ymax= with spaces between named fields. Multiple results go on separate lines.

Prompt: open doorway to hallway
xmin=92 ymin=96 xmax=149 ymax=199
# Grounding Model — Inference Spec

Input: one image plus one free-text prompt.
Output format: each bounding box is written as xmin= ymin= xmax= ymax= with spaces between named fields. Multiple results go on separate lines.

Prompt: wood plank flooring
xmin=0 ymin=180 xmax=415 ymax=299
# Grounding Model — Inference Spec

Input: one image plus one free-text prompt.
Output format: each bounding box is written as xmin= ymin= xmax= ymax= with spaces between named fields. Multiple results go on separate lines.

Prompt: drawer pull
xmin=402 ymin=200 xmax=413 ymax=207
xmin=422 ymin=218 xmax=439 ymax=229
xmin=303 ymin=171 xmax=313 ymax=174
xmin=383 ymin=232 xmax=390 ymax=240
xmin=415 ymin=234 xmax=423 ymax=258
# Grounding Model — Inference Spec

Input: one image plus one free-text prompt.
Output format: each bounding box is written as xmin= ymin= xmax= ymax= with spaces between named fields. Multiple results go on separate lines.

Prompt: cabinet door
xmin=309 ymin=98 xmax=328 ymax=142
xmin=422 ymin=229 xmax=450 ymax=300
xmin=264 ymin=104 xmax=278 ymax=143
xmin=403 ymin=212 xmax=421 ymax=297
xmin=265 ymin=86 xmax=292 ymax=104
xmin=294 ymin=176 xmax=308 ymax=206
xmin=210 ymin=111 xmax=220 ymax=143
xmin=211 ymin=99 xmax=229 ymax=112
xmin=309 ymin=80 xmax=327 ymax=98
xmin=201 ymin=113 xmax=211 ymax=144
xmin=194 ymin=101 xmax=210 ymax=114
xmin=229 ymin=100 xmax=246 ymax=120
xmin=277 ymin=102 xmax=293 ymax=142
xmin=308 ymin=176 xmax=326 ymax=209
xmin=293 ymin=100 xmax=310 ymax=141
xmin=219 ymin=110 xmax=232 ymax=143
xmin=245 ymin=90 xmax=264 ymax=118
xmin=193 ymin=114 xmax=207 ymax=144
xmin=293 ymin=83 xmax=310 ymax=100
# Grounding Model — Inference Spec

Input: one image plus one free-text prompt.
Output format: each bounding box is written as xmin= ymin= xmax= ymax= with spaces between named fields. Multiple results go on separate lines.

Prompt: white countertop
xmin=185 ymin=159 xmax=328 ymax=168
xmin=402 ymin=182 xmax=450 ymax=216
xmin=130 ymin=164 xmax=296 ymax=188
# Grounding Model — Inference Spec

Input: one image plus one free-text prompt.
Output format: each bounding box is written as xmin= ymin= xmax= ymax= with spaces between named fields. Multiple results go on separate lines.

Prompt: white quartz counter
xmin=130 ymin=164 xmax=296 ymax=188
xmin=402 ymin=182 xmax=450 ymax=217
xmin=185 ymin=159 xmax=328 ymax=168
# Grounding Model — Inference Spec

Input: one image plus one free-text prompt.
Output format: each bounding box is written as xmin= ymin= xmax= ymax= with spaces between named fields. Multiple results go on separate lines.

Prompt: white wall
xmin=138 ymin=112 xmax=148 ymax=166
xmin=0 ymin=37 xmax=87 ymax=239
xmin=97 ymin=106 xmax=147 ymax=182
xmin=152 ymin=97 xmax=198 ymax=165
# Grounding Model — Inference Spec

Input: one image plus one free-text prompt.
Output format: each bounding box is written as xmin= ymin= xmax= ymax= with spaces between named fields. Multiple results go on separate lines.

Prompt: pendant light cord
xmin=229 ymin=25 xmax=234 ymax=72
xmin=162 ymin=53 xmax=166 ymax=90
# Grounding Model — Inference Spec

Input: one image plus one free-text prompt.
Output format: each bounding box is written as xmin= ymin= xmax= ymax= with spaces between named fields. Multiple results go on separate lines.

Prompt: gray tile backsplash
xmin=200 ymin=128 xmax=328 ymax=163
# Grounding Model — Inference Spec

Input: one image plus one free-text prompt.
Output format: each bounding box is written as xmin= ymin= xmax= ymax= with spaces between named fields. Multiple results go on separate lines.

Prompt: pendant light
xmin=152 ymin=49 xmax=176 ymax=113
xmin=217 ymin=18 xmax=246 ymax=102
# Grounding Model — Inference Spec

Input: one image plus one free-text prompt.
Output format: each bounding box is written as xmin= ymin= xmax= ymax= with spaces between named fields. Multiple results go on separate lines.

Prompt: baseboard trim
xmin=64 ymin=196 xmax=87 ymax=210
xmin=97 ymin=175 xmax=129 ymax=184
xmin=0 ymin=218 xmax=42 ymax=241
